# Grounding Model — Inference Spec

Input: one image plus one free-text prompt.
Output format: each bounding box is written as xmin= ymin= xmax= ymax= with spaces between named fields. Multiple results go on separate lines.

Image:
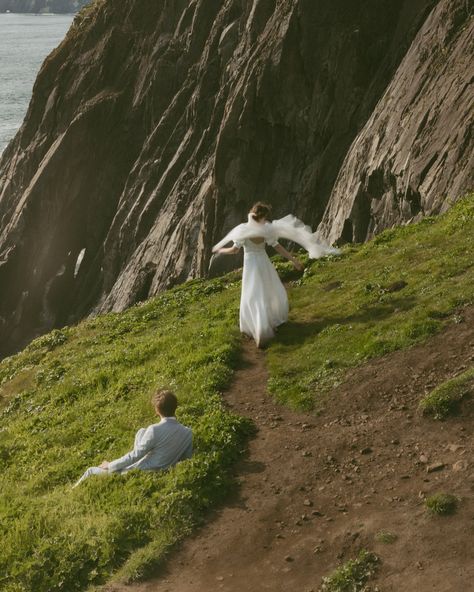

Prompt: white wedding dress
xmin=213 ymin=213 xmax=339 ymax=347
xmin=234 ymin=237 xmax=288 ymax=347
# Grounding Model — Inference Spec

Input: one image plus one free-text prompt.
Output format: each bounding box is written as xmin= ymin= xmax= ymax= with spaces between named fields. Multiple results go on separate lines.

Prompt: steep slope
xmin=1 ymin=196 xmax=473 ymax=592
xmin=0 ymin=0 xmax=472 ymax=359
xmin=0 ymin=273 xmax=249 ymax=592
xmin=110 ymin=320 xmax=474 ymax=592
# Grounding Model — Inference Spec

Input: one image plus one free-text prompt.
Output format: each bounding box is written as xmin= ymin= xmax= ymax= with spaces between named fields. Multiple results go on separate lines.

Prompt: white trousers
xmin=72 ymin=466 xmax=108 ymax=488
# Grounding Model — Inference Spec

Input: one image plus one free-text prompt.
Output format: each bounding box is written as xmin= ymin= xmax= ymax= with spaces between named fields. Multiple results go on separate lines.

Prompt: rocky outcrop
xmin=0 ymin=0 xmax=472 ymax=358
xmin=317 ymin=0 xmax=474 ymax=244
xmin=0 ymin=0 xmax=88 ymax=12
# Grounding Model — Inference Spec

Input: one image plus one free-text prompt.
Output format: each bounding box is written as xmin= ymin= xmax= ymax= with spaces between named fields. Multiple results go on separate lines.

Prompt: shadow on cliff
xmin=276 ymin=295 xmax=417 ymax=346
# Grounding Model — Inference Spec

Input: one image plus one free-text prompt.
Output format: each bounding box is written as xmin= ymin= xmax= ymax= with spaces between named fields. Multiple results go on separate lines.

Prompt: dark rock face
xmin=0 ymin=0 xmax=88 ymax=12
xmin=0 ymin=0 xmax=472 ymax=357
xmin=317 ymin=0 xmax=474 ymax=244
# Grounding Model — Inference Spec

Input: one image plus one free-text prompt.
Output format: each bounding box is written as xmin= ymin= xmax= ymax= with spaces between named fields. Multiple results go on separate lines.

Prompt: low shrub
xmin=375 ymin=530 xmax=398 ymax=544
xmin=420 ymin=368 xmax=473 ymax=419
xmin=319 ymin=550 xmax=380 ymax=592
xmin=425 ymin=493 xmax=458 ymax=516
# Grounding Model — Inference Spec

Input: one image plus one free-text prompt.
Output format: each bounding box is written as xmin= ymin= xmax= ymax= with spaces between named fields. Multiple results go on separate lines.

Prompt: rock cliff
xmin=317 ymin=0 xmax=474 ymax=243
xmin=0 ymin=0 xmax=472 ymax=357
xmin=0 ymin=0 xmax=88 ymax=12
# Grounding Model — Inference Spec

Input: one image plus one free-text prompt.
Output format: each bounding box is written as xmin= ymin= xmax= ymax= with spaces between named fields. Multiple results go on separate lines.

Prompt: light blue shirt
xmin=108 ymin=417 xmax=193 ymax=473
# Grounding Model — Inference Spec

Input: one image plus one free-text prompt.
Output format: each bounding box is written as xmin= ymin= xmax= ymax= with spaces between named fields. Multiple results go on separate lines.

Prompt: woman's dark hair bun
xmin=250 ymin=202 xmax=272 ymax=221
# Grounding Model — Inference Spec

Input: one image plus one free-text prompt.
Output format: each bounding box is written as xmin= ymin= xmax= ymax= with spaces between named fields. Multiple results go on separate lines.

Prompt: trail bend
xmin=108 ymin=310 xmax=474 ymax=592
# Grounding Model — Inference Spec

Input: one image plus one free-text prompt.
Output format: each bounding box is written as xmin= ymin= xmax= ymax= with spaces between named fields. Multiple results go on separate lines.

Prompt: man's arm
xmin=181 ymin=438 xmax=193 ymax=460
xmin=107 ymin=426 xmax=157 ymax=473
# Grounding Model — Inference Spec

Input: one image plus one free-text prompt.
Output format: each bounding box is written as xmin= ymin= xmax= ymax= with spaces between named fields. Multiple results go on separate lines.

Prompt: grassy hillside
xmin=0 ymin=276 xmax=249 ymax=591
xmin=268 ymin=195 xmax=474 ymax=410
xmin=0 ymin=195 xmax=472 ymax=591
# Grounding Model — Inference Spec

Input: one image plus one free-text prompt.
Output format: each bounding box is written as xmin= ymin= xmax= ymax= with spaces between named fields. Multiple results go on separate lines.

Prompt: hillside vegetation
xmin=0 ymin=276 xmax=248 ymax=591
xmin=268 ymin=195 xmax=474 ymax=410
xmin=0 ymin=195 xmax=473 ymax=591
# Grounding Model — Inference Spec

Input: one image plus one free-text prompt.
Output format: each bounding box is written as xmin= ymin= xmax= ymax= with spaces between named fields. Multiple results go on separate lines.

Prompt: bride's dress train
xmin=236 ymin=238 xmax=288 ymax=346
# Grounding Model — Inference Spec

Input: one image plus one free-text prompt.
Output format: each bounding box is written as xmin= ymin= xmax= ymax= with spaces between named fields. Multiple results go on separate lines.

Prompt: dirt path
xmin=109 ymin=308 xmax=474 ymax=592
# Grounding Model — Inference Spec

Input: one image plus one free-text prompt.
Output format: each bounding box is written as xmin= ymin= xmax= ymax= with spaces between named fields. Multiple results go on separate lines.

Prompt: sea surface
xmin=0 ymin=13 xmax=73 ymax=154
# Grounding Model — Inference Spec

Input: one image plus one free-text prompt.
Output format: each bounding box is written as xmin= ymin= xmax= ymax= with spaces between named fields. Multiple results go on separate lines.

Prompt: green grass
xmin=267 ymin=195 xmax=474 ymax=410
xmin=425 ymin=493 xmax=458 ymax=516
xmin=420 ymin=367 xmax=473 ymax=419
xmin=0 ymin=275 xmax=251 ymax=592
xmin=375 ymin=530 xmax=398 ymax=544
xmin=319 ymin=550 xmax=379 ymax=592
xmin=1 ymin=195 xmax=473 ymax=590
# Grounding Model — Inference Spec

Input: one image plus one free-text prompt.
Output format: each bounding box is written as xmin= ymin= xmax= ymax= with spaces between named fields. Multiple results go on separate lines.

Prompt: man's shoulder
xmin=148 ymin=420 xmax=192 ymax=432
xmin=137 ymin=422 xmax=162 ymax=437
xmin=170 ymin=420 xmax=193 ymax=438
xmin=181 ymin=423 xmax=193 ymax=436
xmin=173 ymin=420 xmax=193 ymax=434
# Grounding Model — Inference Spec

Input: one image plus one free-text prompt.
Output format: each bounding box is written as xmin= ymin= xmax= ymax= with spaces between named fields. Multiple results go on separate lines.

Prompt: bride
xmin=212 ymin=202 xmax=339 ymax=348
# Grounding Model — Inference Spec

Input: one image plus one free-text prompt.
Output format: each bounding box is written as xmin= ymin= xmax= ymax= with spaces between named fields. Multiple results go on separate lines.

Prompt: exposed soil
xmin=108 ymin=307 xmax=474 ymax=592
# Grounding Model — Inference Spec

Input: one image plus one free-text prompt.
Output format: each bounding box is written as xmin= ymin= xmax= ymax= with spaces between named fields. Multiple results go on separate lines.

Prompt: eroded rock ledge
xmin=0 ymin=0 xmax=472 ymax=357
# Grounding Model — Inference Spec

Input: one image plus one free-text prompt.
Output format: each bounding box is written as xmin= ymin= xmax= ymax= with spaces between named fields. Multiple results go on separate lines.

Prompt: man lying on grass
xmin=73 ymin=389 xmax=193 ymax=488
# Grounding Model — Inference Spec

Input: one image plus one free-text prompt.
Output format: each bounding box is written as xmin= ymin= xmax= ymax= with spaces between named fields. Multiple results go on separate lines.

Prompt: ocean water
xmin=0 ymin=13 xmax=73 ymax=154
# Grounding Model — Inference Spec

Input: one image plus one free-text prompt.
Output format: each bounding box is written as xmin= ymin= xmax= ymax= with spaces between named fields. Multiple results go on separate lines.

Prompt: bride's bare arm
xmin=273 ymin=243 xmax=304 ymax=271
xmin=214 ymin=246 xmax=240 ymax=255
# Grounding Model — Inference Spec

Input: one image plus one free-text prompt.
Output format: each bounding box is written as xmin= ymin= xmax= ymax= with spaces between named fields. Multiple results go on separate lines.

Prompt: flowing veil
xmin=212 ymin=214 xmax=340 ymax=259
